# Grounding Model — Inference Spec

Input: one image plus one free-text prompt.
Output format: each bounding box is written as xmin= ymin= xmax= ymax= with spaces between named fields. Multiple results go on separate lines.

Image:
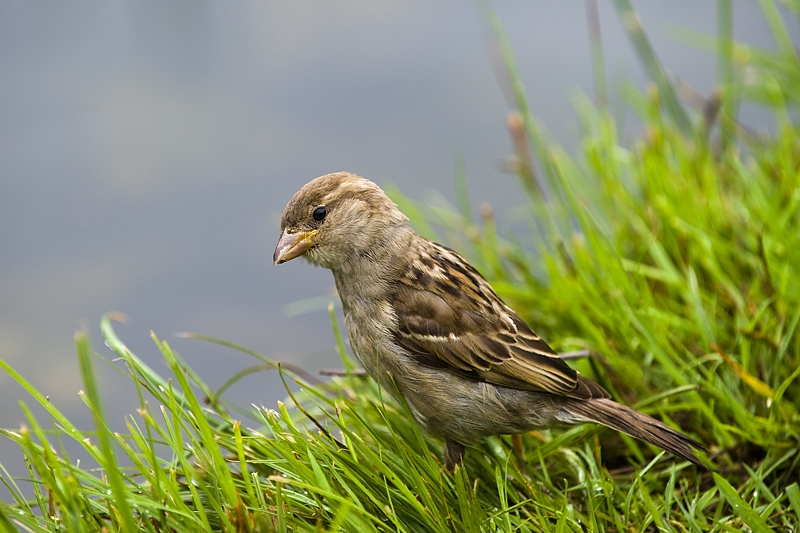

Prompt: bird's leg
xmin=511 ymin=434 xmax=525 ymax=458
xmin=444 ymin=439 xmax=466 ymax=471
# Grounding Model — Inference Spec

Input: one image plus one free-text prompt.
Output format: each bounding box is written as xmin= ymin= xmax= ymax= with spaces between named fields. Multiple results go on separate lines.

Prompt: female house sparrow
xmin=274 ymin=172 xmax=705 ymax=470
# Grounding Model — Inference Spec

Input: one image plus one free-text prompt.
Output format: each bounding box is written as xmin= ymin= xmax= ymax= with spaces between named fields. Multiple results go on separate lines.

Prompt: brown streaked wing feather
xmin=390 ymin=241 xmax=600 ymax=399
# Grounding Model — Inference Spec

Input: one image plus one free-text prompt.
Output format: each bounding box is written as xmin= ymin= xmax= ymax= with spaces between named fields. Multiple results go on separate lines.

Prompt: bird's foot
xmin=444 ymin=439 xmax=466 ymax=471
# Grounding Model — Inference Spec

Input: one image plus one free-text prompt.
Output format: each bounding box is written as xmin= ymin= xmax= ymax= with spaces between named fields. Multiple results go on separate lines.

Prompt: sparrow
xmin=274 ymin=171 xmax=705 ymax=470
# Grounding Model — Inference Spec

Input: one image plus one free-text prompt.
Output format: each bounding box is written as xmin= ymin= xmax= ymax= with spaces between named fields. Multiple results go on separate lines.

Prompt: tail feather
xmin=564 ymin=398 xmax=707 ymax=468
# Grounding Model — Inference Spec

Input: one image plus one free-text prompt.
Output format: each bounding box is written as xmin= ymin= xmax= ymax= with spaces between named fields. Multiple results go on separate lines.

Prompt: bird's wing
xmin=390 ymin=242 xmax=607 ymax=400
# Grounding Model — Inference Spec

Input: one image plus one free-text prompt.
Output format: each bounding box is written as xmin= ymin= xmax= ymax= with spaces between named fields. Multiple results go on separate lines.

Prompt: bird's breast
xmin=342 ymin=299 xmax=403 ymax=378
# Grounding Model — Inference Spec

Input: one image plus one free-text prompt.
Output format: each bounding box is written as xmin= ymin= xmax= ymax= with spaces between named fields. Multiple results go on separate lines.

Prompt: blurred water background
xmin=1 ymin=1 xmax=796 ymax=490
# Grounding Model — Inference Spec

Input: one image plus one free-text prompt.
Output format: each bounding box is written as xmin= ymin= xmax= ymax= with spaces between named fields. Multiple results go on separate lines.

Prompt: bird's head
xmin=273 ymin=172 xmax=410 ymax=270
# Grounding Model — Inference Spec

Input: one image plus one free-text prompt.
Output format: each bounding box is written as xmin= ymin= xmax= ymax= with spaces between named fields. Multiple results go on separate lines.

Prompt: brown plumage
xmin=274 ymin=171 xmax=706 ymax=470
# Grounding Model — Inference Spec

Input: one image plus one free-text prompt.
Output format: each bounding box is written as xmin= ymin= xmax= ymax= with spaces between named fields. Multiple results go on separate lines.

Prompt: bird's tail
xmin=563 ymin=398 xmax=707 ymax=468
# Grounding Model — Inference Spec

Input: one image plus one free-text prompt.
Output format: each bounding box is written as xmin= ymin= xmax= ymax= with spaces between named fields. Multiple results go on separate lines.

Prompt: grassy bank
xmin=2 ymin=3 xmax=799 ymax=531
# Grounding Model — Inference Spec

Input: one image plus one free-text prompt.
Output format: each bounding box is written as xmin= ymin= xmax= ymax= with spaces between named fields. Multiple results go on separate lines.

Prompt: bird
xmin=273 ymin=171 xmax=706 ymax=471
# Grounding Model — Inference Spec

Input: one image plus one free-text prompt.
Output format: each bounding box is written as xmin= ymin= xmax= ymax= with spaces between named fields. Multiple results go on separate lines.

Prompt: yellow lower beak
xmin=273 ymin=229 xmax=318 ymax=265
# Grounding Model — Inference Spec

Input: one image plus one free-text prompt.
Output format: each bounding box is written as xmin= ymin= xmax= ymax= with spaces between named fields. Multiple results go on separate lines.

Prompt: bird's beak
xmin=273 ymin=229 xmax=318 ymax=265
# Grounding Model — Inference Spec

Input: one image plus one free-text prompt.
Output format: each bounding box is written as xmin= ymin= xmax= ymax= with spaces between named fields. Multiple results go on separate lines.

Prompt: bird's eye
xmin=312 ymin=205 xmax=327 ymax=222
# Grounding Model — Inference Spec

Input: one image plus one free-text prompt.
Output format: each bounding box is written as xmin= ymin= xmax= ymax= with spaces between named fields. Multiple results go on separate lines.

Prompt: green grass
xmin=2 ymin=3 xmax=800 ymax=531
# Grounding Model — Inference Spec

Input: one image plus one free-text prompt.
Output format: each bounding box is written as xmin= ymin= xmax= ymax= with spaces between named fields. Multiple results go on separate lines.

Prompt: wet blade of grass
xmin=75 ymin=330 xmax=137 ymax=533
xmin=713 ymin=473 xmax=773 ymax=533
